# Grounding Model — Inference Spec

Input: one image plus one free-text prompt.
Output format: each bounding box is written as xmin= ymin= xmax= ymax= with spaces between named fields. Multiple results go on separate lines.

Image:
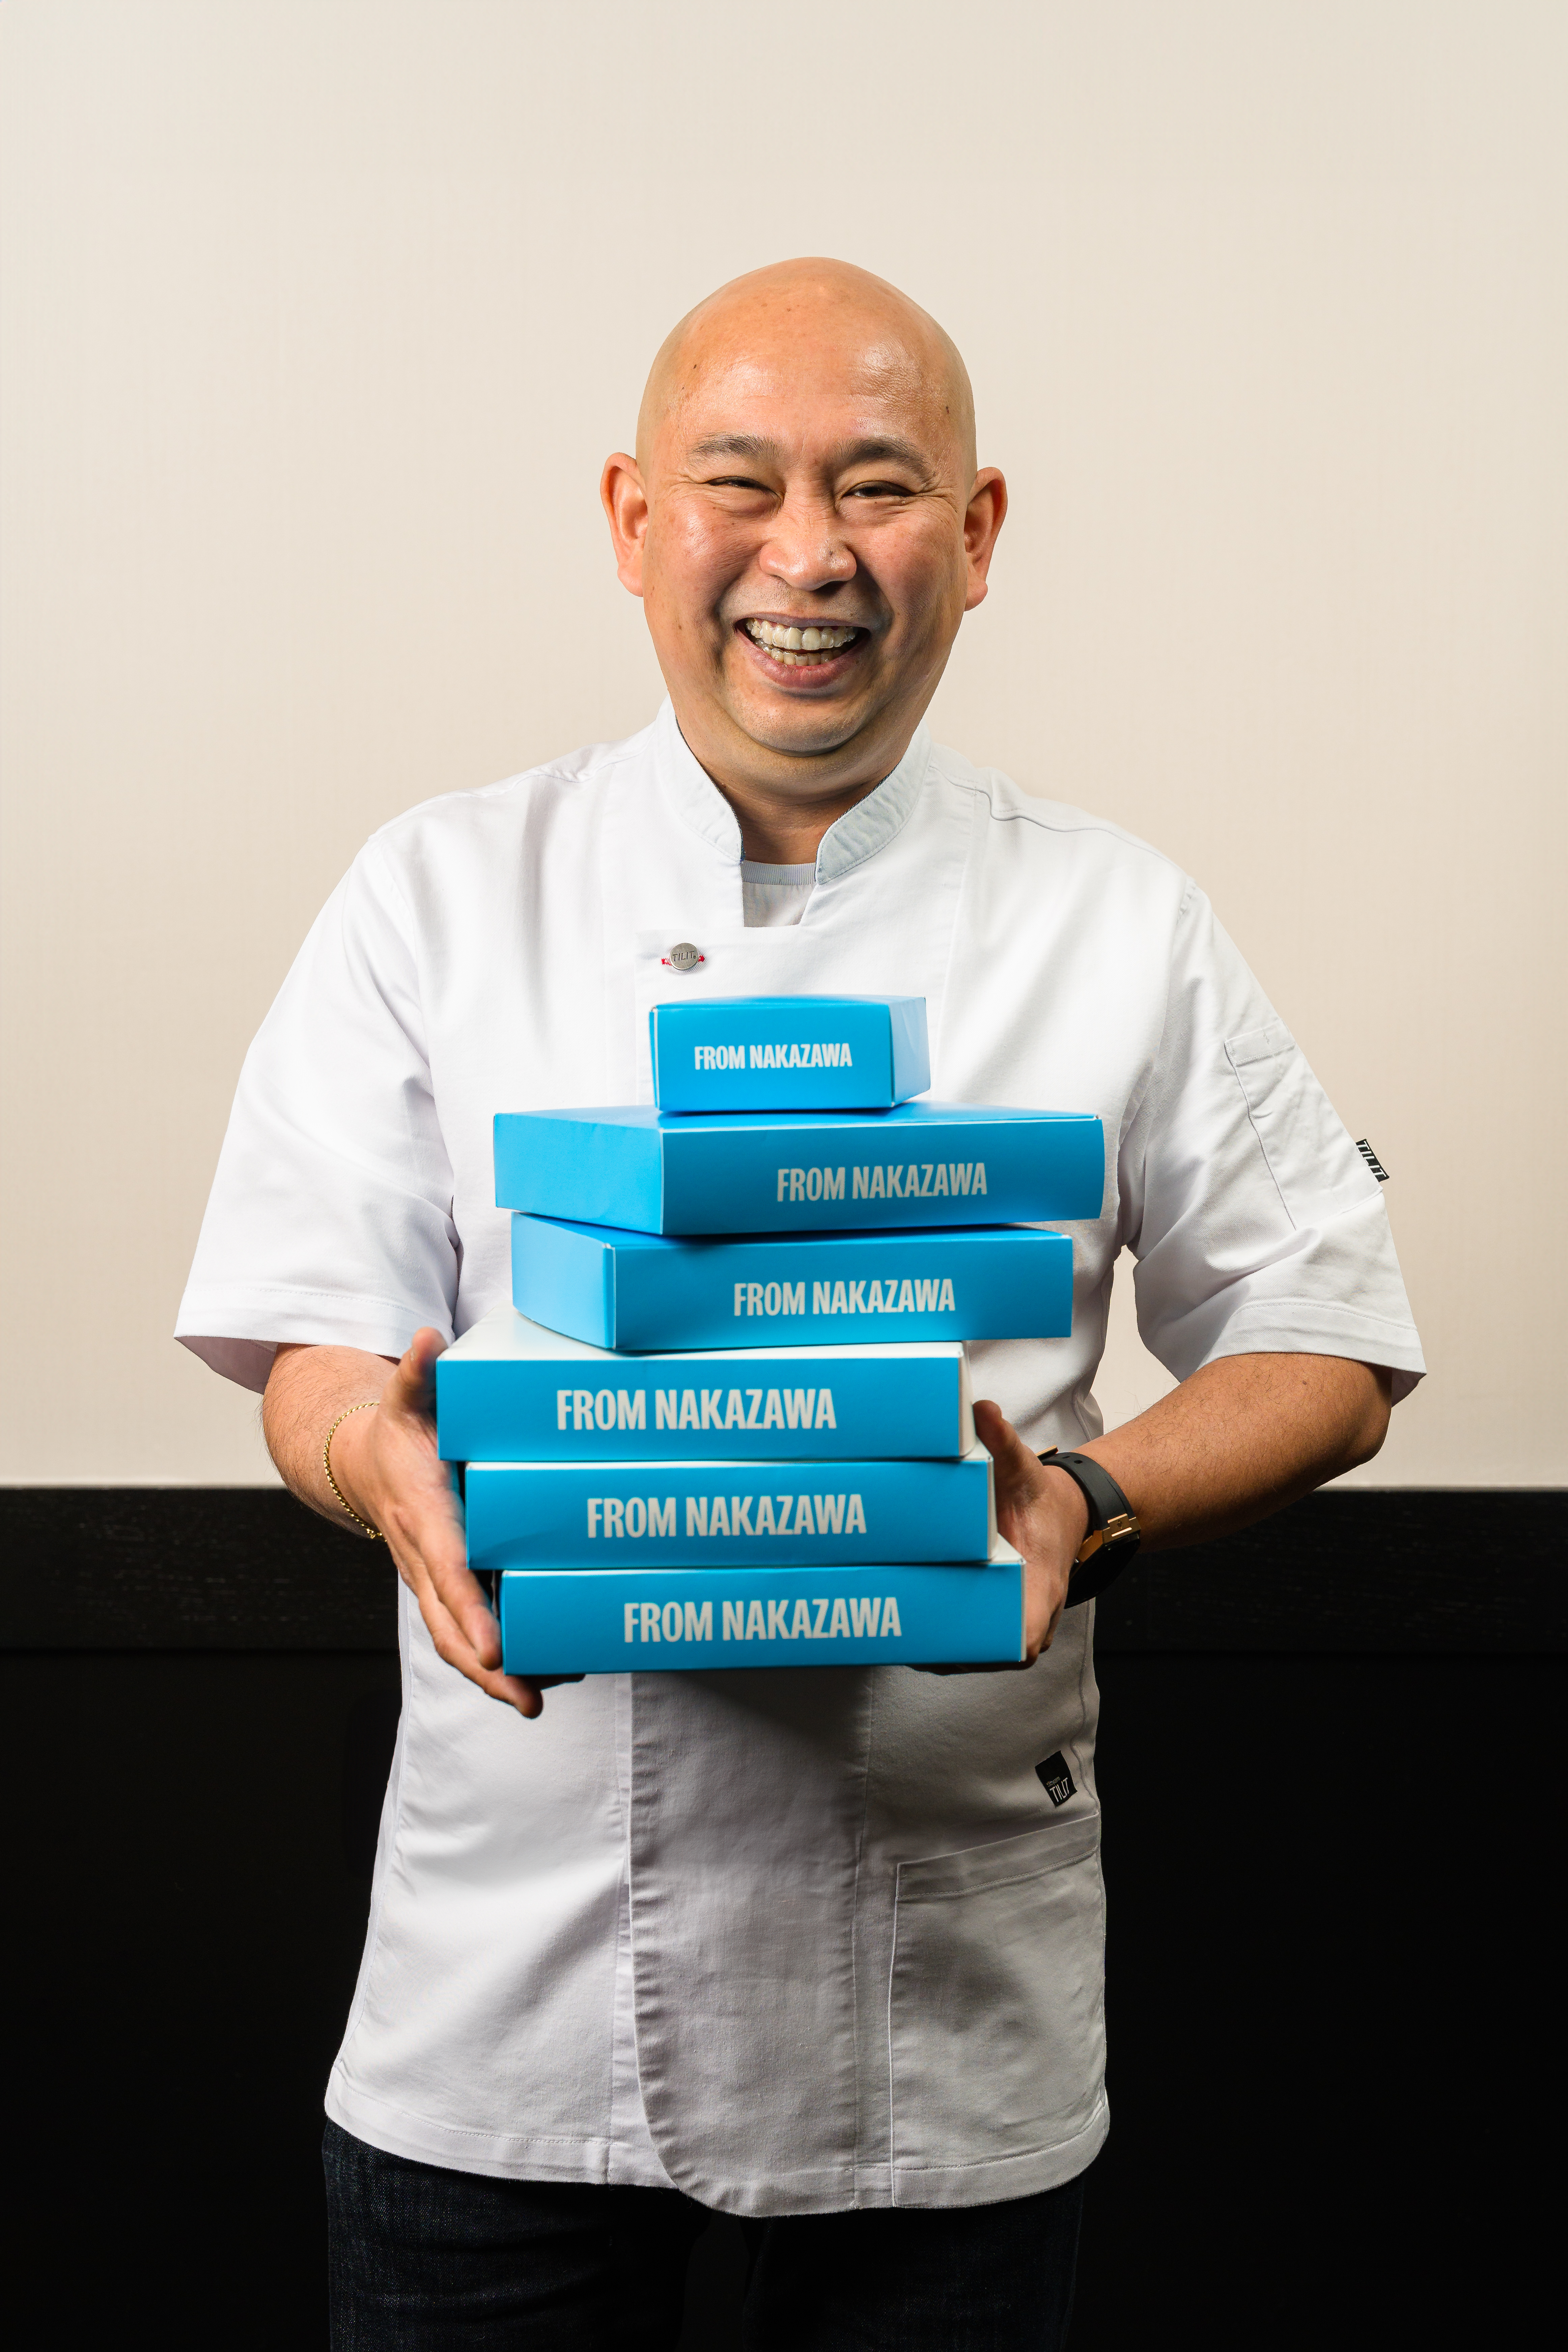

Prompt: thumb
xmin=383 ymin=1325 xmax=448 ymax=1418
xmin=972 ymin=1397 xmax=1042 ymax=1500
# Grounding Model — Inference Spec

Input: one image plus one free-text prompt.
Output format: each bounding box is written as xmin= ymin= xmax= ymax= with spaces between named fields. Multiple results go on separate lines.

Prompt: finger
xmin=375 ymin=1469 xmax=490 ymax=1653
xmin=400 ymin=1542 xmax=502 ymax=1669
xmin=379 ymin=1485 xmax=496 ymax=1663
xmin=413 ymin=1577 xmax=545 ymax=1716
xmin=1022 ymin=1566 xmax=1067 ymax=1662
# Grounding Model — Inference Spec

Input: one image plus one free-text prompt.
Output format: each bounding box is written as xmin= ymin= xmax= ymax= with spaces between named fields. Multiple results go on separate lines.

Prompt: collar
xmin=652 ymin=699 xmax=932 ymax=886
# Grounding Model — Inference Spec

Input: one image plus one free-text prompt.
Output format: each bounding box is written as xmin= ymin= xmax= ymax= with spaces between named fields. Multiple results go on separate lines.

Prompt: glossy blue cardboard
xmin=498 ymin=1554 xmax=1026 ymax=1673
xmin=435 ymin=1307 xmax=975 ymax=1462
xmin=465 ymin=1450 xmax=995 ymax=1570
xmin=651 ymin=994 xmax=930 ymax=1111
xmin=510 ymin=1217 xmax=1073 ymax=1351
xmin=493 ymin=1102 xmax=1104 ymax=1234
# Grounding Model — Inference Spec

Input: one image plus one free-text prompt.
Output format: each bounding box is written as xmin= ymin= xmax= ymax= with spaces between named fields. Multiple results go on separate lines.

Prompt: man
xmin=178 ymin=259 xmax=1423 ymax=2349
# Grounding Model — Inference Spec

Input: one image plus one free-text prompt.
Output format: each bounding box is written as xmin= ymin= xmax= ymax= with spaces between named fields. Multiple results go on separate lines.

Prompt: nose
xmin=757 ymin=495 xmax=858 ymax=594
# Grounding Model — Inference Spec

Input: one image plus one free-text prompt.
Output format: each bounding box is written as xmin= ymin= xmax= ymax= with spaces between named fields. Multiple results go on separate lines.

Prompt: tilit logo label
xmin=1355 ymin=1139 xmax=1390 ymax=1182
xmin=1036 ymin=1752 xmax=1077 ymax=1808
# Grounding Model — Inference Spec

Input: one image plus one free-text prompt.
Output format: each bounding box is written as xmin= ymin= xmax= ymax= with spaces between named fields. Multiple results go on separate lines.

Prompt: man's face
xmin=604 ymin=302 xmax=1005 ymax=799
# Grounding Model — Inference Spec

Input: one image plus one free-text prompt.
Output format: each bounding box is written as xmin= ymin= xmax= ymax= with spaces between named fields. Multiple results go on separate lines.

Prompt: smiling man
xmin=179 ymin=260 xmax=1423 ymax=2350
xmin=604 ymin=267 xmax=1003 ymax=867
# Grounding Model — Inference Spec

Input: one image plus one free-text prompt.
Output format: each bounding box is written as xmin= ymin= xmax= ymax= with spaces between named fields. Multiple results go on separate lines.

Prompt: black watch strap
xmin=1038 ymin=1449 xmax=1142 ymax=1605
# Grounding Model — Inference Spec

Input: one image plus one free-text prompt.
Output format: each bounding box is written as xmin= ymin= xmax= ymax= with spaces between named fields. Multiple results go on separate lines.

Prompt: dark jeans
xmin=324 ymin=2119 xmax=1084 ymax=2351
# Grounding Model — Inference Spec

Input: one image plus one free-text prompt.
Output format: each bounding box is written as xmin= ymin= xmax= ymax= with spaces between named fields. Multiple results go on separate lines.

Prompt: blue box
xmin=651 ymin=995 xmax=930 ymax=1112
xmin=436 ymin=1307 xmax=976 ymax=1462
xmin=498 ymin=1552 xmax=1026 ymax=1673
xmin=493 ymin=1103 xmax=1104 ymax=1235
xmin=510 ymin=1217 xmax=1073 ymax=1351
xmin=465 ymin=1449 xmax=995 ymax=1572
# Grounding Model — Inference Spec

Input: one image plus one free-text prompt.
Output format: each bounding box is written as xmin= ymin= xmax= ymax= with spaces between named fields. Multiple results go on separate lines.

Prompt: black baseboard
xmin=1 ymin=1485 xmax=1562 ymax=1652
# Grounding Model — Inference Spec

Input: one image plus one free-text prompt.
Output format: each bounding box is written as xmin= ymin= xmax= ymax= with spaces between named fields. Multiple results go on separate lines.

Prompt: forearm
xmin=1079 ymin=1351 xmax=1392 ymax=1552
xmin=262 ymin=1343 xmax=397 ymax=1533
xmin=973 ymin=1348 xmax=1393 ymax=1667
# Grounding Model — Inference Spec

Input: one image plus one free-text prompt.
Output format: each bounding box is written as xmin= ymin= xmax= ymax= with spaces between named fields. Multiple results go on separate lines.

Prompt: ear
xmin=601 ymin=452 xmax=649 ymax=597
xmin=961 ymin=468 xmax=1008 ymax=612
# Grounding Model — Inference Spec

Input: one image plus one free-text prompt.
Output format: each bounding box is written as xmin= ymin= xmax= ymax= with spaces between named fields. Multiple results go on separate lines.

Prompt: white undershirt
xmin=740 ymin=859 xmax=816 ymax=927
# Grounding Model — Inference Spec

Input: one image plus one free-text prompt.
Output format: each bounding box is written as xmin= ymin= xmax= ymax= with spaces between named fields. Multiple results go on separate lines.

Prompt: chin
xmin=727 ymin=694 xmax=868 ymax=762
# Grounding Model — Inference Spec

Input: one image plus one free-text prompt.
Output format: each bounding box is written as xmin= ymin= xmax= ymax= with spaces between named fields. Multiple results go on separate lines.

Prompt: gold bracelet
xmin=324 ymin=1400 xmax=385 ymax=1540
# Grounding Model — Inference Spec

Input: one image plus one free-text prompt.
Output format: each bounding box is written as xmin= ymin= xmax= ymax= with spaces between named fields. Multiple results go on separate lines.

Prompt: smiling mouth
xmin=740 ymin=618 xmax=864 ymax=671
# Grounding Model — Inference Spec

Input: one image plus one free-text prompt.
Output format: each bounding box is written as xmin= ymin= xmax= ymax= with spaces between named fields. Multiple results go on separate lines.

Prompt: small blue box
xmin=494 ymin=1103 xmax=1105 ymax=1235
xmin=465 ymin=1449 xmax=996 ymax=1571
xmin=498 ymin=1551 xmax=1026 ymax=1673
xmin=651 ymin=995 xmax=929 ymax=1112
xmin=510 ymin=1217 xmax=1073 ymax=1351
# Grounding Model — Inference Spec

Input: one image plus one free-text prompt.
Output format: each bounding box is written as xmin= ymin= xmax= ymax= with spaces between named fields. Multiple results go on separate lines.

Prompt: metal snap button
xmin=661 ymin=942 xmax=705 ymax=972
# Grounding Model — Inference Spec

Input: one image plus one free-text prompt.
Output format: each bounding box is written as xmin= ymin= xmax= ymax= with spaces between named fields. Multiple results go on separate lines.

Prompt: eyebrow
xmin=687 ymin=432 xmax=933 ymax=473
xmin=687 ymin=434 xmax=780 ymax=463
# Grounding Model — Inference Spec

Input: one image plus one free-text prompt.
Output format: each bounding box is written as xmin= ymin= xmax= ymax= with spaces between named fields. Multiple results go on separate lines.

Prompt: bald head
xmin=601 ymin=256 xmax=1006 ymax=845
xmin=637 ymin=258 xmax=976 ymax=483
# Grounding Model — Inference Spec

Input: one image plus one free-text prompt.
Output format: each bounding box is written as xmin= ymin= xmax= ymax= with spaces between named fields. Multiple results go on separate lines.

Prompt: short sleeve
xmin=175 ymin=840 xmax=459 ymax=1392
xmin=1118 ymin=886 xmax=1425 ymax=1404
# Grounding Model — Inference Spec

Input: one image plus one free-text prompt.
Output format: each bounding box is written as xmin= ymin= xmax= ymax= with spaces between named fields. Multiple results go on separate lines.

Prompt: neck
xmin=720 ymin=778 xmax=879 ymax=865
xmin=673 ymin=712 xmax=917 ymax=865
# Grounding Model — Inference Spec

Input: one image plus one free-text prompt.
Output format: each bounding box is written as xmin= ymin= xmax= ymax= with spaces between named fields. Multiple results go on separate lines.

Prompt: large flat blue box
xmin=651 ymin=995 xmax=929 ymax=1112
xmin=498 ymin=1551 xmax=1026 ymax=1673
xmin=436 ymin=1306 xmax=975 ymax=1462
xmin=494 ymin=1102 xmax=1104 ymax=1234
xmin=510 ymin=1217 xmax=1073 ymax=1350
xmin=466 ymin=1448 xmax=995 ymax=1572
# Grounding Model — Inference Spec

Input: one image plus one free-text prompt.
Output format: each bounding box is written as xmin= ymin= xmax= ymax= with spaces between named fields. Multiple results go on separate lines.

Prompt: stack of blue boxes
xmin=435 ymin=996 xmax=1104 ymax=1673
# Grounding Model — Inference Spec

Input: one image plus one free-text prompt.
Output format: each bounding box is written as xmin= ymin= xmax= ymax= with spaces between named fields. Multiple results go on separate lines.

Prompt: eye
xmin=843 ymin=479 xmax=913 ymax=501
xmin=705 ymin=475 xmax=774 ymax=494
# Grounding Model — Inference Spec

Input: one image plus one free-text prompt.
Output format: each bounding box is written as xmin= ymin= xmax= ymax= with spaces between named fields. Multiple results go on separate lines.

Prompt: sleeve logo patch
xmin=1355 ymin=1139 xmax=1390 ymax=1182
xmin=1036 ymin=1751 xmax=1077 ymax=1807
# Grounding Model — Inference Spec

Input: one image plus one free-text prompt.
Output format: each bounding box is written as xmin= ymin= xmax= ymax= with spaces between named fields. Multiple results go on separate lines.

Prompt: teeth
xmin=744 ymin=619 xmax=858 ymax=664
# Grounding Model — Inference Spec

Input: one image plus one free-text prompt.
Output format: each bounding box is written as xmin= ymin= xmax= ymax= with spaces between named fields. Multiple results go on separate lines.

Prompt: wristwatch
xmin=1037 ymin=1448 xmax=1142 ymax=1605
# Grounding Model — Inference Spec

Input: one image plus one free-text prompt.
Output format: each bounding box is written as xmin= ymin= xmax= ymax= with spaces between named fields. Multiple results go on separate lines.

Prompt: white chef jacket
xmin=177 ymin=700 xmax=1424 ymax=2213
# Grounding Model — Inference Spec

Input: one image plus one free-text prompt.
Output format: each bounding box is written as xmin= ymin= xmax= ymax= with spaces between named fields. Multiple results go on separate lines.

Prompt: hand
xmin=960 ymin=1398 xmax=1091 ymax=1668
xmin=331 ymin=1328 xmax=574 ymax=1719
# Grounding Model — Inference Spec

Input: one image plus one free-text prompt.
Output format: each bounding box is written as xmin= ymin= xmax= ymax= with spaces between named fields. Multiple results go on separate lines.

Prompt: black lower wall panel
xmin=8 ymin=1649 xmax=1555 ymax=2351
xmin=5 ymin=1487 xmax=1565 ymax=1654
xmin=9 ymin=1651 xmax=400 ymax=2350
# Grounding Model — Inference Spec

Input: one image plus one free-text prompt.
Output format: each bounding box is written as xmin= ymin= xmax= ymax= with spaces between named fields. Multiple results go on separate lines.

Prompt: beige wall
xmin=2 ymin=1 xmax=1563 ymax=1486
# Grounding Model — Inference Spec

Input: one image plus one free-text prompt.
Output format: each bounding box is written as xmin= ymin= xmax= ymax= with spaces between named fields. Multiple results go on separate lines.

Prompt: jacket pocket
xmin=888 ymin=1817 xmax=1105 ymax=2177
xmin=1225 ymin=1019 xmax=1379 ymax=1228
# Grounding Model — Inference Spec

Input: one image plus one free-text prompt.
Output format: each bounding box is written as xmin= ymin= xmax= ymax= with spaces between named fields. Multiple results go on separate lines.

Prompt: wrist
xmin=1036 ymin=1448 xmax=1142 ymax=1603
xmin=324 ymin=1400 xmax=385 ymax=1539
xmin=1038 ymin=1463 xmax=1091 ymax=1553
